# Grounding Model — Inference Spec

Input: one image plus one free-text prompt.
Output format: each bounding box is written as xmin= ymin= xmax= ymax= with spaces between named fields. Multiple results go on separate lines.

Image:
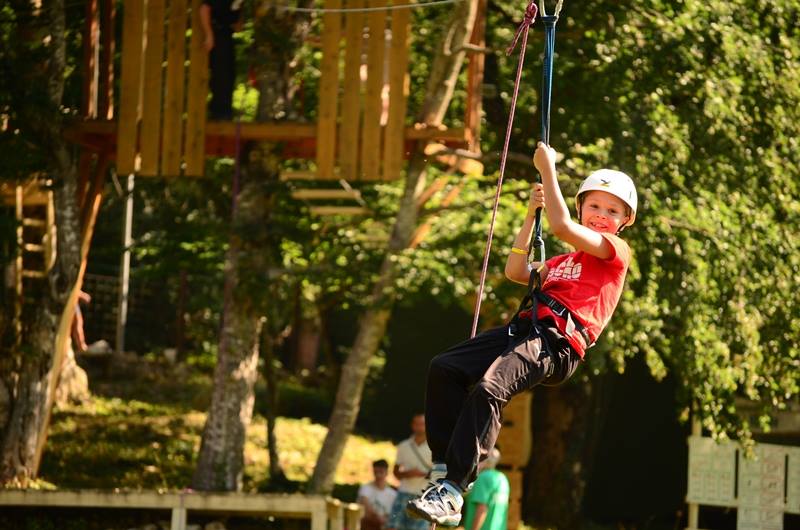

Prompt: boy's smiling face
xmin=579 ymin=190 xmax=631 ymax=233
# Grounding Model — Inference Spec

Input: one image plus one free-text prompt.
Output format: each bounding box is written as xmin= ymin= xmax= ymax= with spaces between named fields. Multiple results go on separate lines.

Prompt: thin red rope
xmin=470 ymin=1 xmax=538 ymax=338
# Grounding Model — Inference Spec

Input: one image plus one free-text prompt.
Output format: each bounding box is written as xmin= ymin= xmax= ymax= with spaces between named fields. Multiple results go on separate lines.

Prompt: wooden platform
xmin=66 ymin=120 xmax=467 ymax=169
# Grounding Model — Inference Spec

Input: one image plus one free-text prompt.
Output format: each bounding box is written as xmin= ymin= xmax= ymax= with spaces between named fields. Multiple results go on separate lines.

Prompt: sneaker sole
xmin=405 ymin=502 xmax=462 ymax=527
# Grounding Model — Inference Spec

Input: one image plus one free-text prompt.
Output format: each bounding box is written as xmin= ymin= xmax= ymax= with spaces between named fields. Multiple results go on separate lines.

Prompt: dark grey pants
xmin=424 ymin=320 xmax=581 ymax=489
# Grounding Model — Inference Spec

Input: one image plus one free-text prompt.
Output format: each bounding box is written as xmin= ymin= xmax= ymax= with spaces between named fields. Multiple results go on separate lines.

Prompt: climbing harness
xmin=470 ymin=0 xmax=565 ymax=338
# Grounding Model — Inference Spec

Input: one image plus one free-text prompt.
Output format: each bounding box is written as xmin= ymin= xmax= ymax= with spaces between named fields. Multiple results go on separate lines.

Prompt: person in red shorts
xmin=407 ymin=142 xmax=638 ymax=526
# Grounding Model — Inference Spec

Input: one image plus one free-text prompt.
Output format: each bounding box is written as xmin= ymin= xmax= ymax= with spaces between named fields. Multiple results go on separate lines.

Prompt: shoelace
xmin=419 ymin=482 xmax=456 ymax=513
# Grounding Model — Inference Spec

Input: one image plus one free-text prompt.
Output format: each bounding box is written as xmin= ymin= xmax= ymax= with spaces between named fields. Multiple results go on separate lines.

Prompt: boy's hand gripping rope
xmin=470 ymin=0 xmax=563 ymax=338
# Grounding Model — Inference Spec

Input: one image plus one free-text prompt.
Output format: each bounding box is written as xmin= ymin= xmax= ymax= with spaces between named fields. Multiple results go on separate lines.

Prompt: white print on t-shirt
xmin=547 ymin=256 xmax=582 ymax=281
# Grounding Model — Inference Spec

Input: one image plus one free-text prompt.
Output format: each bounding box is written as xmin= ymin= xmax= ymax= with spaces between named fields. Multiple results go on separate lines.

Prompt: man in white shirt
xmin=386 ymin=414 xmax=432 ymax=530
xmin=358 ymin=459 xmax=397 ymax=530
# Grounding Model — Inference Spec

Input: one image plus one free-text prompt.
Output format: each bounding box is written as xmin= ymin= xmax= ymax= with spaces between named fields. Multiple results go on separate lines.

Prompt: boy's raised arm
xmin=533 ymin=142 xmax=615 ymax=260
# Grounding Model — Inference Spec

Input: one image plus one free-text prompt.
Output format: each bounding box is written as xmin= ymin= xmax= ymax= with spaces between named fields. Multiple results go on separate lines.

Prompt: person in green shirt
xmin=462 ymin=449 xmax=509 ymax=530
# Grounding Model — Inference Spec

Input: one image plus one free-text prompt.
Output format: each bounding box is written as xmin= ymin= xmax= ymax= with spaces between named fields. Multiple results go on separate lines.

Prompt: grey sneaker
xmin=406 ymin=480 xmax=463 ymax=526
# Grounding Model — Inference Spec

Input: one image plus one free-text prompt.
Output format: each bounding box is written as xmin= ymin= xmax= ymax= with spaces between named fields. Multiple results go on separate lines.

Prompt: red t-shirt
xmin=521 ymin=233 xmax=631 ymax=357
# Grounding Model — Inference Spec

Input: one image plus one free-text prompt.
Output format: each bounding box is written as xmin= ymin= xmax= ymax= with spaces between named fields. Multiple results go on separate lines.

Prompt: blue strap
xmin=531 ymin=14 xmax=559 ymax=267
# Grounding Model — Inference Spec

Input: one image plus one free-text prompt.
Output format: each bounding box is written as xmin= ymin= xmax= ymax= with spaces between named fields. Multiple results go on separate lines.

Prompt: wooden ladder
xmin=7 ymin=182 xmax=56 ymax=345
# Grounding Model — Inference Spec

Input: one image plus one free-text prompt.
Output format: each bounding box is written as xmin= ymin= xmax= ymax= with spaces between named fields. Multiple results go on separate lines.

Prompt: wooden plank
xmin=309 ymin=206 xmax=369 ymax=216
xmin=382 ymin=0 xmax=410 ymax=180
xmin=161 ymin=0 xmax=189 ymax=176
xmin=291 ymin=189 xmax=361 ymax=200
xmin=139 ymin=0 xmax=166 ymax=176
xmin=338 ymin=0 xmax=365 ymax=181
xmin=82 ymin=0 xmax=99 ymax=118
xmin=14 ymin=186 xmax=23 ymax=346
xmin=206 ymin=122 xmax=316 ymax=139
xmin=280 ymin=170 xmax=320 ymax=181
xmin=316 ymin=0 xmax=343 ymax=180
xmin=0 ymin=489 xmax=329 ymax=516
xmin=464 ymin=0 xmax=487 ymax=151
xmin=24 ymin=243 xmax=45 ymax=252
xmin=116 ymin=0 xmax=146 ymax=175
xmin=405 ymin=126 xmax=465 ymax=141
xmin=359 ymin=0 xmax=386 ymax=180
xmin=45 ymin=188 xmax=55 ymax=271
xmin=71 ymin=120 xmax=462 ymax=142
xmin=23 ymin=218 xmax=47 ymax=228
xmin=183 ymin=0 xmax=209 ymax=176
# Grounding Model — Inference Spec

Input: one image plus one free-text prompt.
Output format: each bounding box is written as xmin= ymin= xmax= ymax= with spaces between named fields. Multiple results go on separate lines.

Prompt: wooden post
xmin=170 ymin=506 xmax=187 ymax=530
xmin=327 ymin=498 xmax=344 ymax=530
xmin=464 ymin=0 xmax=487 ymax=151
xmin=686 ymin=416 xmax=702 ymax=530
xmin=14 ymin=185 xmax=23 ymax=350
xmin=99 ymin=0 xmax=115 ymax=120
xmin=344 ymin=503 xmax=363 ymax=530
xmin=45 ymin=188 xmax=56 ymax=272
xmin=82 ymin=0 xmax=100 ymax=118
xmin=115 ymin=174 xmax=135 ymax=354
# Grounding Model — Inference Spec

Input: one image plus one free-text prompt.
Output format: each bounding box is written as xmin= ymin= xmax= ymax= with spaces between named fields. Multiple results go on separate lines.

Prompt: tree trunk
xmin=525 ymin=376 xmax=607 ymax=529
xmin=262 ymin=329 xmax=286 ymax=481
xmin=308 ymin=0 xmax=480 ymax=494
xmin=192 ymin=4 xmax=312 ymax=491
xmin=0 ymin=0 xmax=100 ymax=485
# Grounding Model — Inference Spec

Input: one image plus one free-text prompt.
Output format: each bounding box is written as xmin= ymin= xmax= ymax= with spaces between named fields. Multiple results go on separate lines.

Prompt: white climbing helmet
xmin=575 ymin=169 xmax=638 ymax=227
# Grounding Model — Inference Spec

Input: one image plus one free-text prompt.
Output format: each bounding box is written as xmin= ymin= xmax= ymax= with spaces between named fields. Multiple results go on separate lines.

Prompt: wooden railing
xmin=0 ymin=490 xmax=362 ymax=530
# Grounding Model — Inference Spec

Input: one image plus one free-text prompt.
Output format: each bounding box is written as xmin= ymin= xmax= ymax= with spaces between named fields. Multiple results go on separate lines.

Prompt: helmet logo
xmin=599 ymin=179 xmax=611 ymax=187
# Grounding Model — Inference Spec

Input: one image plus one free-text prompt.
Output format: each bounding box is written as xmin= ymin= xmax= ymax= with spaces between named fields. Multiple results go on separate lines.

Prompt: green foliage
xmin=529 ymin=0 xmax=800 ymax=438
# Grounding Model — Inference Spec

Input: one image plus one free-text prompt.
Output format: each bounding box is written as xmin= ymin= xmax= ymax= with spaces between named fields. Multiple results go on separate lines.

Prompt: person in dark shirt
xmin=200 ymin=0 xmax=243 ymax=120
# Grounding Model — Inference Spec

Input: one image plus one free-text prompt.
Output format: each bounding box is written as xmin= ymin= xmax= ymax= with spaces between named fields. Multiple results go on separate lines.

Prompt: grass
xmin=39 ymin=359 xmax=397 ymax=495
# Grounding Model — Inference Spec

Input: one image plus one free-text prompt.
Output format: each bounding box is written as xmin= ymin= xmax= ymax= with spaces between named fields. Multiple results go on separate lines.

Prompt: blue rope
xmin=531 ymin=14 xmax=559 ymax=266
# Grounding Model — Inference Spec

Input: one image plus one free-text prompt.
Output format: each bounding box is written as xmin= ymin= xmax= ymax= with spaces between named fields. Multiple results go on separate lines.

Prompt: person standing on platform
xmin=200 ymin=0 xmax=243 ymax=120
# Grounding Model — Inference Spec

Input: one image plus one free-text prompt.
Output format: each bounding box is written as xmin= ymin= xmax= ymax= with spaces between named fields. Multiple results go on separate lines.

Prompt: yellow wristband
xmin=511 ymin=247 xmax=528 ymax=255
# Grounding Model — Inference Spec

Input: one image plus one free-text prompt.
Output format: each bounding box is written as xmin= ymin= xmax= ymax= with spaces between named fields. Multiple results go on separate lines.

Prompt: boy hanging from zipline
xmin=406 ymin=145 xmax=638 ymax=526
xmin=405 ymin=2 xmax=638 ymax=524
